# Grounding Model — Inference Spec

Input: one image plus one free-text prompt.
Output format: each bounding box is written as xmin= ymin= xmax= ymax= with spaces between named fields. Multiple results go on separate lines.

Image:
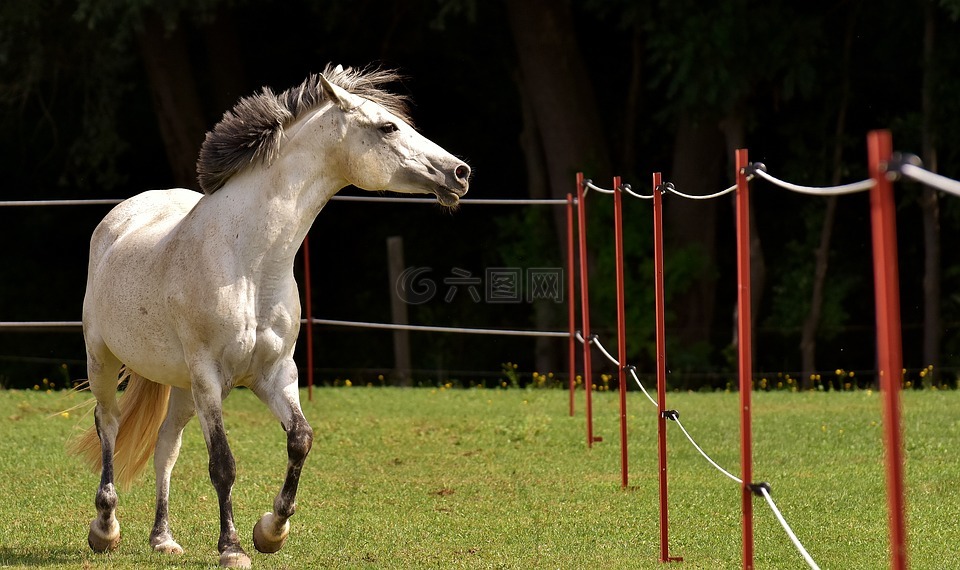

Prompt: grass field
xmin=0 ymin=386 xmax=957 ymax=569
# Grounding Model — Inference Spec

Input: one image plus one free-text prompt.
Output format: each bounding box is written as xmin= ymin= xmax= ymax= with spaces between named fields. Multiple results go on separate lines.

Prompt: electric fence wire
xmin=751 ymin=164 xmax=875 ymax=195
xmin=665 ymin=181 xmax=738 ymax=200
xmin=304 ymin=317 xmax=569 ymax=338
xmin=627 ymin=367 xmax=659 ymax=407
xmin=758 ymin=485 xmax=823 ymax=570
xmin=583 ymin=179 xmax=616 ymax=195
xmin=0 ymin=196 xmax=572 ymax=207
xmin=576 ymin=332 xmax=820 ymax=569
xmin=899 ymin=162 xmax=960 ymax=198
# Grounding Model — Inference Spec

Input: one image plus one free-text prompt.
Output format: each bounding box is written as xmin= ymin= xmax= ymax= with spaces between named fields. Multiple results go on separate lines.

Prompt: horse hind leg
xmin=85 ymin=350 xmax=124 ymax=553
xmin=251 ymin=368 xmax=313 ymax=555
xmin=150 ymin=387 xmax=195 ymax=555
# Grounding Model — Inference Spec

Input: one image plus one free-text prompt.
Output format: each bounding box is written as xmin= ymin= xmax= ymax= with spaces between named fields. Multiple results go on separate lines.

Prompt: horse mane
xmin=196 ymin=64 xmax=411 ymax=194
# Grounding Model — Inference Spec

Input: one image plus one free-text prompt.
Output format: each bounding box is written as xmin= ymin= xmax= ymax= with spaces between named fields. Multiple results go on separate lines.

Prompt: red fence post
xmin=567 ymin=193 xmax=577 ymax=417
xmin=867 ymin=129 xmax=908 ymax=570
xmin=734 ymin=149 xmax=754 ymax=569
xmin=654 ymin=173 xmax=682 ymax=563
xmin=303 ymin=234 xmax=315 ymax=401
xmin=576 ymin=173 xmax=599 ymax=446
xmin=613 ymin=176 xmax=629 ymax=488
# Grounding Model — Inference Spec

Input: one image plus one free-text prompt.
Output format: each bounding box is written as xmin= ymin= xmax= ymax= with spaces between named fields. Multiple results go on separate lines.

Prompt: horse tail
xmin=70 ymin=369 xmax=171 ymax=491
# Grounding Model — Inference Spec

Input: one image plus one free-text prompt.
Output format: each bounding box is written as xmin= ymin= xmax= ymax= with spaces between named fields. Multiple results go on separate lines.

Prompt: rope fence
xmin=0 ymin=321 xmax=82 ymax=330
xmin=749 ymin=163 xmax=875 ymax=195
xmin=305 ymin=317 xmax=569 ymax=338
xmin=0 ymin=195 xmax=574 ymax=208
xmin=568 ymin=131 xmax=959 ymax=569
xmin=580 ymin=328 xmax=821 ymax=569
xmin=890 ymin=153 xmax=960 ymax=197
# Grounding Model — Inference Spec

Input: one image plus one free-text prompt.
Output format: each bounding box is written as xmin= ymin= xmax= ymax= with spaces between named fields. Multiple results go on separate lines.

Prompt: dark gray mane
xmin=196 ymin=64 xmax=411 ymax=194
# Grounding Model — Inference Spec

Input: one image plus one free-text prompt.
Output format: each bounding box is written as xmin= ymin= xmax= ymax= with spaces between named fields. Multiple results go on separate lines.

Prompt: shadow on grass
xmin=0 ymin=546 xmax=82 ymax=567
xmin=0 ymin=546 xmax=217 ymax=568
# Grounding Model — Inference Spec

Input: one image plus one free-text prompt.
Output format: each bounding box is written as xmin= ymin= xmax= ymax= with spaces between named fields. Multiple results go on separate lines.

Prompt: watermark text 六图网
xmin=395 ymin=267 xmax=563 ymax=305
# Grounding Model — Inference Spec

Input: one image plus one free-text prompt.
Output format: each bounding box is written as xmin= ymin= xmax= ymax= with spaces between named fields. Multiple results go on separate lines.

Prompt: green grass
xmin=0 ymin=387 xmax=957 ymax=569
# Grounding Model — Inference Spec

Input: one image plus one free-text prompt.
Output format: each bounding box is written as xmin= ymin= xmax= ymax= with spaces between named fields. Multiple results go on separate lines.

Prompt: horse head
xmin=318 ymin=73 xmax=471 ymax=207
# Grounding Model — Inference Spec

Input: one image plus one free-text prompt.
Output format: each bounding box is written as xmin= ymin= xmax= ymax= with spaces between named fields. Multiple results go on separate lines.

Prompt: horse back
xmin=83 ymin=189 xmax=203 ymax=386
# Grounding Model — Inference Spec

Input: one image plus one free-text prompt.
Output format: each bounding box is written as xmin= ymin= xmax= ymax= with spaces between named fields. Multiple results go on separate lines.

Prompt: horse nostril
xmin=455 ymin=164 xmax=471 ymax=182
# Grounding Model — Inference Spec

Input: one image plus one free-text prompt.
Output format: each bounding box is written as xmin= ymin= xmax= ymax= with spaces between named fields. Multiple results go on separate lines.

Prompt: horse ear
xmin=319 ymin=73 xmax=359 ymax=112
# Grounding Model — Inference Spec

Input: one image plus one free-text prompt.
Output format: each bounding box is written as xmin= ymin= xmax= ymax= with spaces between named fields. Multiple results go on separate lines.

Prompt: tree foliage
xmin=1 ymin=0 xmax=959 ymax=387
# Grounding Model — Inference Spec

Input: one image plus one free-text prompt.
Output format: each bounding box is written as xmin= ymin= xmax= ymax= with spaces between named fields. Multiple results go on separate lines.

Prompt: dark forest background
xmin=1 ymin=0 xmax=959 ymax=390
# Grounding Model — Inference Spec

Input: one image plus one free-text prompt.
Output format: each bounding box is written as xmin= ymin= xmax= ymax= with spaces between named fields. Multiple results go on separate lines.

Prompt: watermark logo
xmin=486 ymin=268 xmax=521 ymax=303
xmin=395 ymin=267 xmax=564 ymax=305
xmin=395 ymin=266 xmax=437 ymax=305
xmin=528 ymin=268 xmax=563 ymax=303
xmin=443 ymin=268 xmax=482 ymax=303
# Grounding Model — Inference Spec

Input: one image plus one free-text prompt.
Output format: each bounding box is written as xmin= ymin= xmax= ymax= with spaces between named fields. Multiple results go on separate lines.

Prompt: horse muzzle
xmin=433 ymin=162 xmax=470 ymax=207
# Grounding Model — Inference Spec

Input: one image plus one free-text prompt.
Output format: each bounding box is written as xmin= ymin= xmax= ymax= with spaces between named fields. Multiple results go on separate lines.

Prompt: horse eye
xmin=379 ymin=122 xmax=398 ymax=134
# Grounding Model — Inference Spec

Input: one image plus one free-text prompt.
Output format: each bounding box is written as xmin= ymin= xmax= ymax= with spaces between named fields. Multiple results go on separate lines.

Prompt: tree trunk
xmin=515 ymin=68 xmax=558 ymax=374
xmin=507 ymin=0 xmax=612 ymax=373
xmin=201 ymin=8 xmax=248 ymax=118
xmin=506 ymin=0 xmax=611 ymax=204
xmin=721 ymin=114 xmax=764 ymax=341
xmin=665 ymin=115 xmax=724 ymax=356
xmin=800 ymin=196 xmax=838 ymax=387
xmin=137 ymin=11 xmax=207 ymax=189
xmin=920 ymin=0 xmax=941 ymax=386
xmin=621 ymin=24 xmax=644 ymax=168
xmin=799 ymin=2 xmax=857 ymax=388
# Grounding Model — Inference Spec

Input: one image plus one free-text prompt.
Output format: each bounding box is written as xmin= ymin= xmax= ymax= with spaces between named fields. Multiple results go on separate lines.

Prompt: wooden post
xmin=387 ymin=236 xmax=412 ymax=386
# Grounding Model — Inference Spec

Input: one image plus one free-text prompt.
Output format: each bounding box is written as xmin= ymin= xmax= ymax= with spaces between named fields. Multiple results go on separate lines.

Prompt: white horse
xmin=72 ymin=64 xmax=469 ymax=568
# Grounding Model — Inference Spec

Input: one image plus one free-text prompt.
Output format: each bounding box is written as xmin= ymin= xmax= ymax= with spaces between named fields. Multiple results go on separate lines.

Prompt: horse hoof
xmin=152 ymin=538 xmax=184 ymax=555
xmin=219 ymin=548 xmax=252 ymax=569
xmin=88 ymin=518 xmax=121 ymax=552
xmin=252 ymin=512 xmax=289 ymax=554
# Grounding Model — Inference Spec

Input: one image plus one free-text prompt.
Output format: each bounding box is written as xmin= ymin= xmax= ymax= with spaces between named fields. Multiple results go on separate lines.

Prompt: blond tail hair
xmin=70 ymin=369 xmax=171 ymax=491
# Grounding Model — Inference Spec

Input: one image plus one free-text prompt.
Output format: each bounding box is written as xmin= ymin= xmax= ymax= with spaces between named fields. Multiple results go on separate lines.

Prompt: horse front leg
xmin=192 ymin=375 xmax=251 ymax=569
xmin=251 ymin=368 xmax=313 ymax=554
xmin=150 ymin=387 xmax=195 ymax=554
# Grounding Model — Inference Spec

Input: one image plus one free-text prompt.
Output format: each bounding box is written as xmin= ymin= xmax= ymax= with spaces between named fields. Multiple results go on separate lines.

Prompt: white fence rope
xmin=752 ymin=166 xmax=875 ymax=195
xmin=0 ymin=319 xmax=571 ymax=338
xmin=758 ymin=486 xmax=822 ymax=570
xmin=0 ymin=199 xmax=124 ymax=207
xmin=584 ymin=180 xmax=616 ymax=195
xmin=590 ymin=334 xmax=621 ymax=366
xmin=665 ymin=182 xmax=738 ymax=200
xmin=0 ymin=196 xmax=572 ymax=208
xmin=627 ymin=367 xmax=659 ymax=407
xmin=900 ymin=163 xmax=960 ymax=198
xmin=0 ymin=321 xmax=82 ymax=329
xmin=621 ymin=184 xmax=655 ymax=200
xmin=564 ymin=326 xmax=822 ymax=568
xmin=672 ymin=417 xmax=743 ymax=484
xmin=670 ymin=416 xmax=820 ymax=568
xmin=331 ymin=195 xmax=572 ymax=205
xmin=306 ymin=318 xmax=569 ymax=338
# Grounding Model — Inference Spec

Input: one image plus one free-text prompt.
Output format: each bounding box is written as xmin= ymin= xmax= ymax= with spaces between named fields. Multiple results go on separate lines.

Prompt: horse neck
xmin=204 ymin=152 xmax=343 ymax=278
